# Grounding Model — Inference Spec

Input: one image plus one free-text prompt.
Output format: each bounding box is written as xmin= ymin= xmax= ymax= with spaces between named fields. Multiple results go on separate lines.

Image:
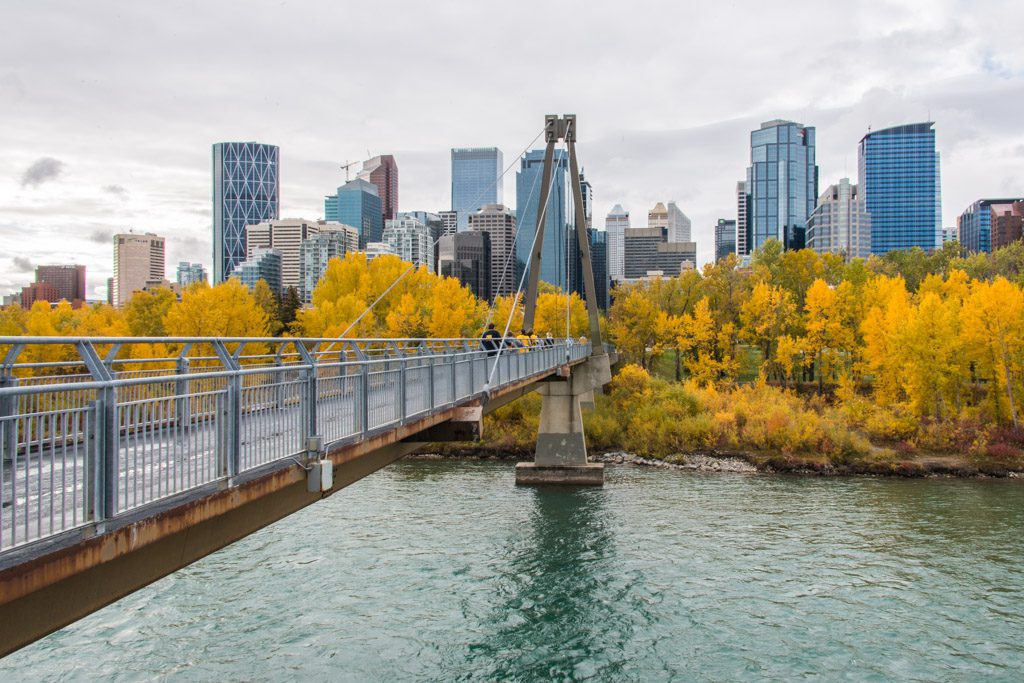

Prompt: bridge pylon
xmin=516 ymin=114 xmax=612 ymax=486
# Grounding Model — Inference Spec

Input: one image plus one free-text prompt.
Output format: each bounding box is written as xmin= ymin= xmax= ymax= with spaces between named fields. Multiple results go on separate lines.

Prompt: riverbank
xmin=419 ymin=446 xmax=1024 ymax=479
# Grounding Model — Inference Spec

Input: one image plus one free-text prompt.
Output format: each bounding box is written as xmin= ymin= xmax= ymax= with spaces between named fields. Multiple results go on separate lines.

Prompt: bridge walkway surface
xmin=0 ymin=336 xmax=593 ymax=656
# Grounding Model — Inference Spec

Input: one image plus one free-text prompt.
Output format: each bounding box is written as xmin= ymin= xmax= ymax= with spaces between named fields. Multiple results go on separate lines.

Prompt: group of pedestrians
xmin=479 ymin=323 xmax=558 ymax=356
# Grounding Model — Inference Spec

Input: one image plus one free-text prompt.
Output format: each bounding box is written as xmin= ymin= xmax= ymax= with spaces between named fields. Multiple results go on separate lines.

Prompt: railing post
xmin=76 ymin=341 xmax=117 ymax=519
xmin=428 ymin=353 xmax=436 ymax=410
xmin=294 ymin=342 xmax=318 ymax=443
xmin=175 ymin=356 xmax=190 ymax=429
xmin=360 ymin=360 xmax=370 ymax=435
xmin=399 ymin=358 xmax=407 ymax=423
xmin=212 ymin=341 xmax=241 ymax=479
xmin=0 ymin=344 xmax=23 ymax=466
xmin=449 ymin=352 xmax=456 ymax=406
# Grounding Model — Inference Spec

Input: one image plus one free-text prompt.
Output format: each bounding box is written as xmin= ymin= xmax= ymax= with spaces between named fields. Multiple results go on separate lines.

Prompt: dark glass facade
xmin=858 ymin=122 xmax=941 ymax=254
xmin=715 ymin=219 xmax=737 ymax=262
xmin=212 ymin=142 xmax=280 ymax=282
xmin=324 ymin=179 xmax=384 ymax=248
xmin=451 ymin=148 xmax=502 ymax=231
xmin=747 ymin=121 xmax=817 ymax=252
xmin=516 ymin=149 xmax=570 ymax=290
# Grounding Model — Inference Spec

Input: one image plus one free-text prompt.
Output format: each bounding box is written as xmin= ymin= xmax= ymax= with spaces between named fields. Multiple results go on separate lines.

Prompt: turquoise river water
xmin=3 ymin=461 xmax=1023 ymax=681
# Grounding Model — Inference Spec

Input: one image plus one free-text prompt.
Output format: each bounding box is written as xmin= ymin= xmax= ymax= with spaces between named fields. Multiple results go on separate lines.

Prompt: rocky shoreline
xmin=412 ymin=447 xmax=1024 ymax=479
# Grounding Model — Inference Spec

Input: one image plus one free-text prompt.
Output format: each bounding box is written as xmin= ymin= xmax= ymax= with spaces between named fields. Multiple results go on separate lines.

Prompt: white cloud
xmin=1 ymin=0 xmax=1022 ymax=292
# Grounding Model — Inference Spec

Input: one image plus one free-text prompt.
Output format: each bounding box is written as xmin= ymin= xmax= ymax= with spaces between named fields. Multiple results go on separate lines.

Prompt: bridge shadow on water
xmin=458 ymin=484 xmax=641 ymax=681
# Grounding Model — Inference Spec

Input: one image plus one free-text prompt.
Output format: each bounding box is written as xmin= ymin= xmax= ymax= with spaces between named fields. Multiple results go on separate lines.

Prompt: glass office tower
xmin=324 ymin=179 xmax=384 ymax=248
xmin=451 ymin=148 xmax=503 ymax=231
xmin=212 ymin=142 xmax=279 ymax=282
xmin=515 ymin=149 xmax=570 ymax=290
xmin=746 ymin=120 xmax=817 ymax=251
xmin=858 ymin=122 xmax=941 ymax=254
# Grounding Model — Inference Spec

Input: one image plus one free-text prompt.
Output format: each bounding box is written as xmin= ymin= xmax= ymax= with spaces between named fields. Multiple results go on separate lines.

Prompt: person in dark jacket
xmin=481 ymin=323 xmax=501 ymax=356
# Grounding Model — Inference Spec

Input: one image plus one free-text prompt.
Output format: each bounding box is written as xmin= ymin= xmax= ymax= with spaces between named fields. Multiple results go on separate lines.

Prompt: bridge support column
xmin=515 ymin=356 xmax=610 ymax=486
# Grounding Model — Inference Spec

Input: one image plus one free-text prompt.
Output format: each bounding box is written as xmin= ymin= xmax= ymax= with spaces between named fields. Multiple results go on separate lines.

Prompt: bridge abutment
xmin=516 ymin=355 xmax=611 ymax=486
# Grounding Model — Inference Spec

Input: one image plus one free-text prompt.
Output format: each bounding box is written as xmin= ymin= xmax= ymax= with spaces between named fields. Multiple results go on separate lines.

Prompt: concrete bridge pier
xmin=516 ymin=355 xmax=611 ymax=486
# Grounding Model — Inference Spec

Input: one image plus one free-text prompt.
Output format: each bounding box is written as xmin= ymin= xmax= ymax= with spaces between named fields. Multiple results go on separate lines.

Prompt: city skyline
xmin=2 ymin=1 xmax=1023 ymax=298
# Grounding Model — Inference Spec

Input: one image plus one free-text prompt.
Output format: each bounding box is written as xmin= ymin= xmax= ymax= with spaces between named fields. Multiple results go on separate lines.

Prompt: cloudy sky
xmin=2 ymin=0 xmax=1023 ymax=299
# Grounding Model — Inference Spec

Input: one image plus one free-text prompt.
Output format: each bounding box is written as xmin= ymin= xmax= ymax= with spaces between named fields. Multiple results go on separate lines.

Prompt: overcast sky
xmin=2 ymin=0 xmax=1023 ymax=299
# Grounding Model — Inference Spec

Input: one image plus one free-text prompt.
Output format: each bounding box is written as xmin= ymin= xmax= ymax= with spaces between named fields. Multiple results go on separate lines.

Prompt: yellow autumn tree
xmin=739 ymin=281 xmax=798 ymax=380
xmin=859 ymin=275 xmax=911 ymax=404
xmin=960 ymin=277 xmax=1024 ymax=424
xmin=608 ymin=285 xmax=660 ymax=368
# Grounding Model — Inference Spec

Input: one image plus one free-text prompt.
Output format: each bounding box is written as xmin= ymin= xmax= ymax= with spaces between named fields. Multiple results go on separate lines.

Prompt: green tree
xmin=280 ymin=286 xmax=302 ymax=328
xmin=124 ymin=287 xmax=176 ymax=337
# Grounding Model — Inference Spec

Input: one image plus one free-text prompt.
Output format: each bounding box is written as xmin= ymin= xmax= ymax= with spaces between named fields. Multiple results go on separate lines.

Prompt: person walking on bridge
xmin=480 ymin=323 xmax=501 ymax=357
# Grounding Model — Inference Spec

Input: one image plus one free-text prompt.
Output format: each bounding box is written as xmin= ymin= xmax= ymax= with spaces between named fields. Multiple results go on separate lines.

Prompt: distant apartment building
xmin=246 ymin=218 xmax=320 ymax=293
xmin=176 ymin=262 xmax=208 ymax=288
xmin=623 ymin=227 xmax=696 ymax=279
xmin=468 ymin=204 xmax=517 ymax=299
xmin=605 ymin=204 xmax=629 ymax=282
xmin=747 ymin=120 xmax=818 ymax=251
xmin=439 ymin=210 xmax=458 ymax=237
xmin=942 ymin=226 xmax=958 ymax=244
xmin=20 ymin=281 xmax=60 ymax=309
xmin=806 ymin=178 xmax=872 ymax=260
xmin=364 ymin=242 xmax=395 ymax=261
xmin=736 ymin=181 xmax=751 ymax=257
xmin=451 ymin=148 xmax=503 ymax=231
xmin=715 ymin=219 xmax=737 ymax=262
xmin=859 ymin=122 xmax=941 ymax=254
xmin=438 ymin=231 xmax=491 ymax=301
xmin=357 ymin=155 xmax=399 ymax=221
xmin=212 ymin=142 xmax=279 ymax=282
xmin=324 ymin=179 xmax=384 ymax=247
xmin=230 ymin=248 xmax=282 ymax=293
xmin=958 ymin=199 xmax=1024 ymax=254
xmin=383 ymin=217 xmax=433 ymax=270
xmin=33 ymin=264 xmax=86 ymax=306
xmin=299 ymin=224 xmax=359 ymax=303
xmin=113 ymin=232 xmax=165 ymax=307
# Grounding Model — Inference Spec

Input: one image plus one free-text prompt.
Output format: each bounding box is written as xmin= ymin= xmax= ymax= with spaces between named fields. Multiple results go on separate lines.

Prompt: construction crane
xmin=339 ymin=160 xmax=360 ymax=182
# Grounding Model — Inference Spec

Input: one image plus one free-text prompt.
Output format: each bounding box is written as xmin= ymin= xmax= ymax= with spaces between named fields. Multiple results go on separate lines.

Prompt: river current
xmin=3 ymin=461 xmax=1023 ymax=681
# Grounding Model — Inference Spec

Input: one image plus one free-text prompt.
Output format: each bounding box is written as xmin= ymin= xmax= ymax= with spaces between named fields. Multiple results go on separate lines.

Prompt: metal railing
xmin=0 ymin=336 xmax=591 ymax=554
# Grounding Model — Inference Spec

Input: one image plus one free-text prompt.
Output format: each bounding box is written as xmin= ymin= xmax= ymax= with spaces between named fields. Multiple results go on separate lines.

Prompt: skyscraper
xmin=113 ymin=232 xmax=165 ymax=306
xmin=747 ymin=120 xmax=817 ymax=251
xmin=230 ymin=248 xmax=281 ymax=293
xmin=176 ymin=262 xmax=207 ymax=288
xmin=299 ymin=225 xmax=359 ymax=302
xmin=468 ymin=204 xmax=517 ymax=299
xmin=590 ymin=229 xmax=610 ymax=310
xmin=357 ymin=155 xmax=399 ymax=220
xmin=957 ymin=199 xmax=1024 ymax=254
xmin=858 ymin=122 xmax=941 ymax=254
xmin=451 ymin=148 xmax=503 ymax=231
xmin=715 ymin=219 xmax=737 ymax=262
xmin=246 ymin=219 xmax=320 ymax=292
xmin=736 ymin=181 xmax=751 ymax=257
xmin=212 ymin=142 xmax=279 ymax=282
xmin=516 ymin=149 xmax=570 ymax=290
xmin=438 ymin=231 xmax=491 ymax=302
xmin=806 ymin=178 xmax=872 ymax=260
xmin=605 ymin=204 xmax=629 ymax=282
xmin=324 ymin=179 xmax=384 ymax=248
xmin=623 ymin=227 xmax=696 ymax=279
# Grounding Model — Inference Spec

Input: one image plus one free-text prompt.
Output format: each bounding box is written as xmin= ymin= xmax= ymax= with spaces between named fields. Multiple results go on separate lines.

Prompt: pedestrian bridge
xmin=0 ymin=335 xmax=609 ymax=656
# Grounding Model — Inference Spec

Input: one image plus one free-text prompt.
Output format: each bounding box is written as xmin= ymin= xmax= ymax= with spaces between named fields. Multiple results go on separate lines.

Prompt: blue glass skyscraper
xmin=324 ymin=179 xmax=383 ymax=248
xmin=451 ymin=148 xmax=503 ymax=231
xmin=516 ymin=149 xmax=570 ymax=290
xmin=858 ymin=122 xmax=941 ymax=254
xmin=746 ymin=120 xmax=817 ymax=252
xmin=212 ymin=142 xmax=279 ymax=282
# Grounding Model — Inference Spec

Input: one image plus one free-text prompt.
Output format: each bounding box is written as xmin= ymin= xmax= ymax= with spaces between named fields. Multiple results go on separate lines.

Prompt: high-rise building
xmin=33 ymin=264 xmax=86 ymax=305
xmin=439 ymin=210 xmax=458 ymax=237
xmin=648 ymin=202 xmax=668 ymax=230
xmin=438 ymin=231 xmax=491 ymax=302
xmin=468 ymin=204 xmax=517 ymax=299
xmin=958 ymin=199 xmax=1024 ymax=254
xmin=383 ymin=217 xmax=433 ymax=270
xmin=715 ymin=219 xmax=737 ymax=262
xmin=859 ymin=122 xmax=941 ymax=254
xmin=212 ymin=142 xmax=279 ymax=282
xmin=364 ymin=242 xmax=395 ymax=261
xmin=451 ymin=148 xmax=503 ymax=231
xmin=299 ymin=225 xmax=359 ymax=303
xmin=580 ymin=171 xmax=593 ymax=230
xmin=357 ymin=155 xmax=399 ymax=221
xmin=747 ymin=120 xmax=818 ymax=251
xmin=736 ymin=181 xmax=751 ymax=257
xmin=806 ymin=178 xmax=872 ymax=260
xmin=516 ymin=149 xmax=571 ymax=290
xmin=246 ymin=218 xmax=319 ymax=292
xmin=590 ymin=229 xmax=610 ymax=310
xmin=113 ymin=232 xmax=165 ymax=307
xmin=399 ymin=210 xmax=444 ymax=272
xmin=623 ymin=227 xmax=696 ymax=279
xmin=667 ymin=202 xmax=692 ymax=243
xmin=230 ymin=248 xmax=281 ymax=293
xmin=605 ymin=204 xmax=629 ymax=282
xmin=942 ymin=226 xmax=959 ymax=244
xmin=176 ymin=262 xmax=208 ymax=288
xmin=20 ymin=282 xmax=59 ymax=309
xmin=324 ymin=179 xmax=384 ymax=248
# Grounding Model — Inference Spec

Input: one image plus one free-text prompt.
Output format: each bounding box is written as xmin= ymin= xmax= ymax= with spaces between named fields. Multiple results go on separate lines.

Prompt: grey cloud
xmin=12 ymin=256 xmax=32 ymax=272
xmin=103 ymin=184 xmax=128 ymax=197
xmin=89 ymin=229 xmax=112 ymax=244
xmin=21 ymin=157 xmax=64 ymax=188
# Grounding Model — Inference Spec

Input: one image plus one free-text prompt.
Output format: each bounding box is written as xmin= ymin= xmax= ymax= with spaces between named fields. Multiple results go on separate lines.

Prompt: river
xmin=3 ymin=461 xmax=1023 ymax=681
